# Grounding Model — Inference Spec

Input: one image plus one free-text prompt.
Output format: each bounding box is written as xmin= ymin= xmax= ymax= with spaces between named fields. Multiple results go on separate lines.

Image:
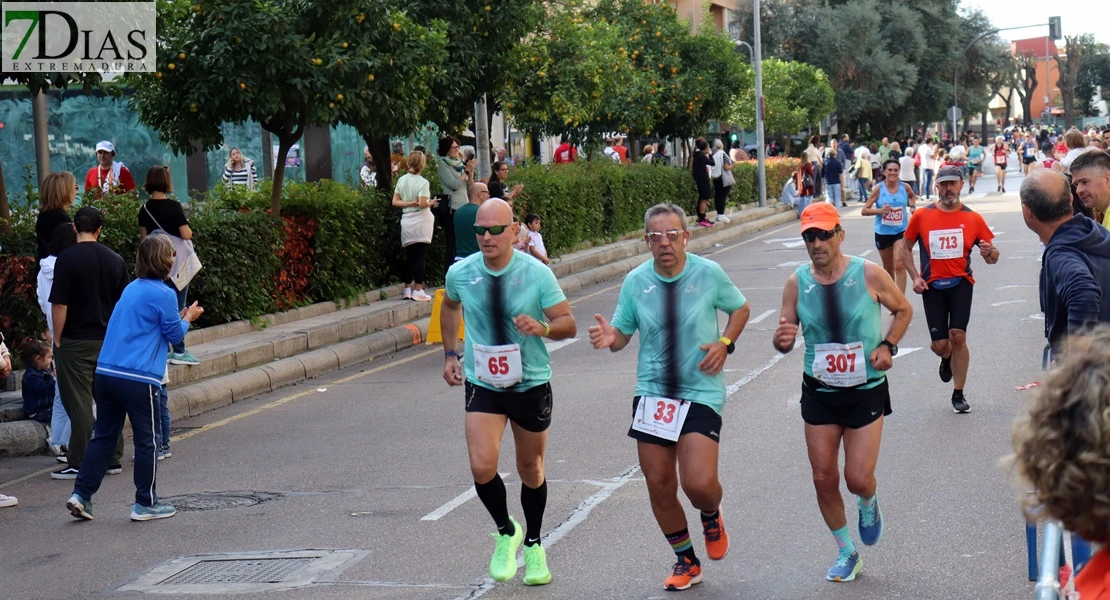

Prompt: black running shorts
xmin=801 ymin=374 xmax=891 ymax=429
xmin=464 ymin=381 xmax=553 ymax=433
xmin=874 ymin=232 xmax=903 ymax=251
xmin=627 ymin=396 xmax=722 ymax=447
xmin=921 ymin=278 xmax=974 ymax=341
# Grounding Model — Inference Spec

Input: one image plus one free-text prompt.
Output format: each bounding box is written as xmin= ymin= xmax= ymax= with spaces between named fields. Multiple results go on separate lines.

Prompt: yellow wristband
xmin=719 ymin=336 xmax=732 ymax=346
xmin=542 ymin=321 xmax=551 ymax=337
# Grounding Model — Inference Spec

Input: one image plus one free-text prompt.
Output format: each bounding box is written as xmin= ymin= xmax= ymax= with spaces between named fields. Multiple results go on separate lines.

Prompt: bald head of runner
xmin=643 ymin=203 xmax=690 ymax=277
xmin=1020 ymin=169 xmax=1074 ymax=235
xmin=475 ymin=198 xmax=516 ymax=266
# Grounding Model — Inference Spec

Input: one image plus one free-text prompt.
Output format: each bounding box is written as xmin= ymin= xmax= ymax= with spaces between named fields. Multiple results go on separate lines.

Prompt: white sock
xmin=403 ymin=287 xmax=411 ymax=296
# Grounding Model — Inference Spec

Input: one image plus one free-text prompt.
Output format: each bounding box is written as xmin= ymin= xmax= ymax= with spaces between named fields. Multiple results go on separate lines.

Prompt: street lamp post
xmin=753 ymin=0 xmax=766 ymax=207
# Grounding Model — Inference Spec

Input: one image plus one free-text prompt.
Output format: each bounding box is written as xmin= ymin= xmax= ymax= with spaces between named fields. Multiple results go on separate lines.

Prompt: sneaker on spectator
xmin=56 ymin=455 xmax=68 ymax=464
xmin=51 ymin=467 xmax=79 ymax=480
xmin=168 ymin=350 xmax=201 ymax=366
xmin=107 ymin=464 xmax=123 ymax=475
xmin=412 ymin=290 xmax=433 ymax=302
xmin=403 ymin=287 xmax=413 ymax=300
xmin=0 ymin=493 xmax=17 ymax=508
xmin=157 ymin=446 xmax=172 ymax=461
xmin=715 ymin=214 xmax=731 ymax=224
xmin=697 ymin=220 xmax=714 ymax=228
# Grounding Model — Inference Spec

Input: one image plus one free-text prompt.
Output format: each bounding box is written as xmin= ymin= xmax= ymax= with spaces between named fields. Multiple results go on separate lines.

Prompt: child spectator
xmin=21 ymin=339 xmax=55 ymax=424
xmin=512 ymin=216 xmax=529 ymax=252
xmin=524 ymin=214 xmax=551 ymax=265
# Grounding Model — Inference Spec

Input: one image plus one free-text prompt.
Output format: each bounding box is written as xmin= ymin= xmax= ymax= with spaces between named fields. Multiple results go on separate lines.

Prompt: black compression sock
xmin=521 ymin=480 xmax=548 ymax=546
xmin=474 ymin=475 xmax=512 ymax=535
xmin=953 ymin=388 xmax=964 ymax=399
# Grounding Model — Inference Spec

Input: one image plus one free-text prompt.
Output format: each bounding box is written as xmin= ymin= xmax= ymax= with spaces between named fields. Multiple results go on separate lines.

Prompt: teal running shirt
xmin=611 ymin=254 xmax=746 ymax=415
xmin=795 ymin=257 xmax=885 ymax=389
xmin=445 ymin=250 xmax=566 ymax=392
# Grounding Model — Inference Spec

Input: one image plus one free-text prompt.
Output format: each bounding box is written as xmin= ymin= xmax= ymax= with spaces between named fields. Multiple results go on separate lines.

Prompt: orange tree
xmin=127 ymin=0 xmax=446 ymax=213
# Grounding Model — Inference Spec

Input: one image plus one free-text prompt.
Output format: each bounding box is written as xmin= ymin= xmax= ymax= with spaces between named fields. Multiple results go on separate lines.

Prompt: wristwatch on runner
xmin=719 ymin=336 xmax=736 ymax=355
xmin=879 ymin=340 xmax=898 ymax=356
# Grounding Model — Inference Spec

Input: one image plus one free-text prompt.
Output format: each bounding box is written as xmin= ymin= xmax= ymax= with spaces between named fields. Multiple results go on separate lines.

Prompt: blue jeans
xmin=857 ymin=179 xmax=870 ymax=201
xmin=167 ymin=282 xmax=188 ymax=354
xmin=826 ymin=183 xmax=842 ymax=205
xmin=795 ymin=195 xmax=813 ymax=216
xmin=156 ymin=385 xmax=170 ymax=450
xmin=49 ymin=382 xmax=71 ymax=446
xmin=74 ymin=374 xmax=161 ymax=507
xmin=923 ymin=170 xmax=935 ymax=199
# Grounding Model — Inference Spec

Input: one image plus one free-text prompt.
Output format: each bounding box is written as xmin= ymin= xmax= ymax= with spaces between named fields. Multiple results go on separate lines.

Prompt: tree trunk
xmin=262 ymin=122 xmax=305 ymax=215
xmin=363 ymin=134 xmax=393 ymax=191
xmin=0 ymin=161 xmax=9 ymax=234
xmin=1017 ymin=54 xmax=1038 ymax=126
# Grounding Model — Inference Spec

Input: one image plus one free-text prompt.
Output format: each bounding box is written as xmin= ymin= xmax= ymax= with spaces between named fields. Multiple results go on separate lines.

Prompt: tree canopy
xmin=726 ymin=58 xmax=833 ymax=137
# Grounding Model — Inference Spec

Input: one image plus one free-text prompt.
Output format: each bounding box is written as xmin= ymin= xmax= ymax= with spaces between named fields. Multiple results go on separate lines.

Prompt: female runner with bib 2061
xmin=861 ymin=159 xmax=917 ymax=296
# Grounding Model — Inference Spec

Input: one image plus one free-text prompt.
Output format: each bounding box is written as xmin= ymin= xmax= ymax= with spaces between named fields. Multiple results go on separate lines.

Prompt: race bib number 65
xmin=473 ymin=343 xmax=523 ymax=388
xmin=929 ymin=228 xmax=964 ymax=260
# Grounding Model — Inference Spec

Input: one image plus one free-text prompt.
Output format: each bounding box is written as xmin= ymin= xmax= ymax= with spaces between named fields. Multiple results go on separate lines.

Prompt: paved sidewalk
xmin=0 ymin=203 xmax=796 ymax=456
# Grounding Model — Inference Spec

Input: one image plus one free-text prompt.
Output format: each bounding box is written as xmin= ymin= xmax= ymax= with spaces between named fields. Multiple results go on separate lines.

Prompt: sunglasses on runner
xmin=801 ymin=226 xmax=841 ymax=243
xmin=646 ymin=229 xmax=684 ymax=245
xmin=474 ymin=224 xmax=511 ymax=236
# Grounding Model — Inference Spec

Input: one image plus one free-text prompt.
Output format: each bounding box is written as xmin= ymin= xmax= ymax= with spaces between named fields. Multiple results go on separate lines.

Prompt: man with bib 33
xmin=441 ymin=198 xmax=577 ymax=587
xmin=773 ymin=202 xmax=912 ymax=582
xmin=589 ymin=203 xmax=751 ymax=592
xmin=899 ymin=165 xmax=999 ymax=413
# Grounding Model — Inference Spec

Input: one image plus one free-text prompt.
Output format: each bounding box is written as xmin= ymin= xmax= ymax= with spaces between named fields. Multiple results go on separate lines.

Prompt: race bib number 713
xmin=929 ymin=228 xmax=964 ymax=260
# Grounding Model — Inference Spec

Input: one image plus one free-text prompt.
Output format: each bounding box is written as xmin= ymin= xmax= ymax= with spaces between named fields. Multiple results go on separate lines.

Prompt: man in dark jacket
xmin=1020 ymin=169 xmax=1110 ymax=353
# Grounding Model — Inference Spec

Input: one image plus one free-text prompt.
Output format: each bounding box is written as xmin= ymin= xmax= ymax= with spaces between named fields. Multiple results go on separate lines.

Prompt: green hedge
xmin=0 ymin=157 xmax=797 ymax=348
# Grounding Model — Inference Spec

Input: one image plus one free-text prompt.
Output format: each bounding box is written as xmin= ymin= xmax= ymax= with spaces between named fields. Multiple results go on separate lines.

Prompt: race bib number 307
xmin=929 ymin=228 xmax=964 ymax=260
xmin=812 ymin=342 xmax=867 ymax=387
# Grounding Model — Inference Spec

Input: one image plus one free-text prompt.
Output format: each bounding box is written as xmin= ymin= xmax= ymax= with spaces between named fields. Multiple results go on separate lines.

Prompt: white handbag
xmin=143 ymin=204 xmax=203 ymax=290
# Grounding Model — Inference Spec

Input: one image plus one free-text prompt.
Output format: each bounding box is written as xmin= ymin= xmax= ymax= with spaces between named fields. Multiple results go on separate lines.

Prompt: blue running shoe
xmin=826 ymin=551 xmax=863 ymax=582
xmin=858 ymin=496 xmax=884 ymax=545
xmin=130 ymin=502 xmax=176 ymax=521
xmin=66 ymin=494 xmax=93 ymax=521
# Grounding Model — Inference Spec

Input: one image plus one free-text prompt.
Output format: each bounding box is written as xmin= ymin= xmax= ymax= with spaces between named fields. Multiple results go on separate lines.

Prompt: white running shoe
xmin=0 ymin=494 xmax=17 ymax=508
xmin=715 ymin=214 xmax=731 ymax=224
xmin=412 ymin=290 xmax=433 ymax=302
xmin=402 ymin=288 xmax=412 ymax=300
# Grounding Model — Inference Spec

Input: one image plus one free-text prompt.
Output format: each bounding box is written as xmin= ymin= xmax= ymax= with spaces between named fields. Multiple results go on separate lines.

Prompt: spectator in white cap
xmin=83 ymin=141 xmax=135 ymax=195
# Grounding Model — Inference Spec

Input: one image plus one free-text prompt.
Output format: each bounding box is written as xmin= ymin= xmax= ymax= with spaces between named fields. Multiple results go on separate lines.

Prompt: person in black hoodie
xmin=1020 ymin=169 xmax=1110 ymax=354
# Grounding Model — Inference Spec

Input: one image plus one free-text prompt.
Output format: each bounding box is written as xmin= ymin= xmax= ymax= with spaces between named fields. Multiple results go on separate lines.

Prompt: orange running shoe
xmin=663 ymin=557 xmax=703 ymax=591
xmin=702 ymin=510 xmax=730 ymax=560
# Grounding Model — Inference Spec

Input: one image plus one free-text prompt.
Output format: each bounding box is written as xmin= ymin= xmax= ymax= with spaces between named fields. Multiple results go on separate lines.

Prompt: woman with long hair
xmin=36 ymin=171 xmax=76 ymax=260
xmin=692 ymin=137 xmax=715 ymax=227
xmin=221 ymin=147 xmax=257 ymax=190
xmin=393 ymin=151 xmax=436 ymax=302
xmin=437 ymin=135 xmax=476 ymax=275
xmin=488 ymin=161 xmax=524 ymax=204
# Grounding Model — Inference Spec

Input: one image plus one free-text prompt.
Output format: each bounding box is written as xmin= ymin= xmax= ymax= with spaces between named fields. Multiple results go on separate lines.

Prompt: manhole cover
xmin=162 ymin=558 xmax=314 ymax=585
xmin=159 ymin=491 xmax=282 ymax=512
xmin=117 ymin=549 xmax=368 ymax=594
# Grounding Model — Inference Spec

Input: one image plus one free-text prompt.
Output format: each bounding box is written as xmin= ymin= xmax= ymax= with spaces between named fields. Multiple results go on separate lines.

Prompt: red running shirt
xmin=903 ymin=204 xmax=994 ymax=285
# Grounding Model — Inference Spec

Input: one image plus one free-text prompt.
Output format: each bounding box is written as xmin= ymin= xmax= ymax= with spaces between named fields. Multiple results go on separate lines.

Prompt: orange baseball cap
xmin=800 ymin=202 xmax=841 ymax=232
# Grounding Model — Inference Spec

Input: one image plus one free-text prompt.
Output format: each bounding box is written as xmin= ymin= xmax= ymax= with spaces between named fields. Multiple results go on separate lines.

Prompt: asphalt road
xmin=1 ymin=170 xmax=1050 ymax=600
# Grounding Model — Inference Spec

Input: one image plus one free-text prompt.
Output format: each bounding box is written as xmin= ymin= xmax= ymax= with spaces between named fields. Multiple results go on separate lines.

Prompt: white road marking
xmin=776 ymin=260 xmax=809 ymax=268
xmin=420 ymin=472 xmax=510 ymax=521
xmin=996 ymin=284 xmax=1036 ymax=290
xmin=727 ymin=335 xmax=803 ymax=398
xmin=782 ymin=240 xmax=807 ymax=248
xmin=762 ymin=237 xmax=800 ymax=244
xmin=990 ymin=299 xmax=1026 ymax=307
xmin=459 ymin=465 xmax=642 ymax=600
xmin=1028 ymin=313 xmax=1045 ymax=320
xmin=858 ymin=249 xmax=874 ymax=257
xmin=544 ymin=338 xmax=579 ymax=353
xmin=893 ymin=347 xmax=922 ymax=359
xmin=749 ymin=309 xmax=776 ymax=324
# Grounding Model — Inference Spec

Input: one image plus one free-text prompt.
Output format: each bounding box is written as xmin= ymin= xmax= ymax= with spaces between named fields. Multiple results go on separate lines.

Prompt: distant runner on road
xmin=440 ymin=198 xmax=577 ymax=587
xmin=773 ymin=202 xmax=912 ymax=583
xmin=589 ymin=203 xmax=751 ymax=592
xmin=899 ymin=166 xmax=999 ymax=413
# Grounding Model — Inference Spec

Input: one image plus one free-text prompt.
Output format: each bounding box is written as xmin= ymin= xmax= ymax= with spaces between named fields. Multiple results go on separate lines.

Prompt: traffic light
xmin=1048 ymin=16 xmax=1061 ymax=41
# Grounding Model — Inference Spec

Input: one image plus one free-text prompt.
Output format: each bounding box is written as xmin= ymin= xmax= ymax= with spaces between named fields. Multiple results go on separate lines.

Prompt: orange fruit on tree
xmin=167 ymin=63 xmax=176 ymax=70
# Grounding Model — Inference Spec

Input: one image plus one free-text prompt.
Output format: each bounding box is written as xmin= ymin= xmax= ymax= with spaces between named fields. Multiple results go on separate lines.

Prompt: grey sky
xmin=959 ymin=1 xmax=1109 ymax=45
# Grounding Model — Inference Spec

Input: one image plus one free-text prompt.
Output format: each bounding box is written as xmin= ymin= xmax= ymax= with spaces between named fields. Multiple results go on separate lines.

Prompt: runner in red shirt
xmin=84 ymin=141 xmax=136 ymax=195
xmin=899 ymin=166 xmax=999 ymax=413
xmin=990 ymin=137 xmax=1008 ymax=193
xmin=553 ymin=140 xmax=577 ymax=164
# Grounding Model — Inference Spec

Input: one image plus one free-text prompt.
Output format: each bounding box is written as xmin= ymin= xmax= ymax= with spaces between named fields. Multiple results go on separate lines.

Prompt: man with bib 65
xmin=773 ymin=202 xmax=912 ymax=582
xmin=589 ymin=203 xmax=751 ymax=592
xmin=441 ymin=198 xmax=577 ymax=587
xmin=899 ymin=165 xmax=999 ymax=413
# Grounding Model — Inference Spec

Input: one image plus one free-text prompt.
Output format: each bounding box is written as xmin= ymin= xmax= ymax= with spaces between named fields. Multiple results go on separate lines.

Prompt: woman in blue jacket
xmin=66 ymin=234 xmax=204 ymax=522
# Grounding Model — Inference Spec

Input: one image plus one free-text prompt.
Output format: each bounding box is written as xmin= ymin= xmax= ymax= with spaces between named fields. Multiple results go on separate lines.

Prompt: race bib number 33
xmin=929 ymin=228 xmax=964 ymax=260
xmin=473 ymin=343 xmax=523 ymax=388
xmin=631 ymin=397 xmax=691 ymax=442
xmin=812 ymin=342 xmax=867 ymax=387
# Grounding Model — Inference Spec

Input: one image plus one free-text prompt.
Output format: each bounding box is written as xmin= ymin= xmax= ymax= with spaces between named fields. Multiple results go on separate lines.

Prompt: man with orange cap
xmin=773 ymin=202 xmax=912 ymax=583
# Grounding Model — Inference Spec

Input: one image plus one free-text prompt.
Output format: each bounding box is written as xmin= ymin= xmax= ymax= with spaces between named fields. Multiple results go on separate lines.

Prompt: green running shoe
xmin=488 ymin=516 xmax=523 ymax=582
xmin=522 ymin=544 xmax=552 ymax=586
